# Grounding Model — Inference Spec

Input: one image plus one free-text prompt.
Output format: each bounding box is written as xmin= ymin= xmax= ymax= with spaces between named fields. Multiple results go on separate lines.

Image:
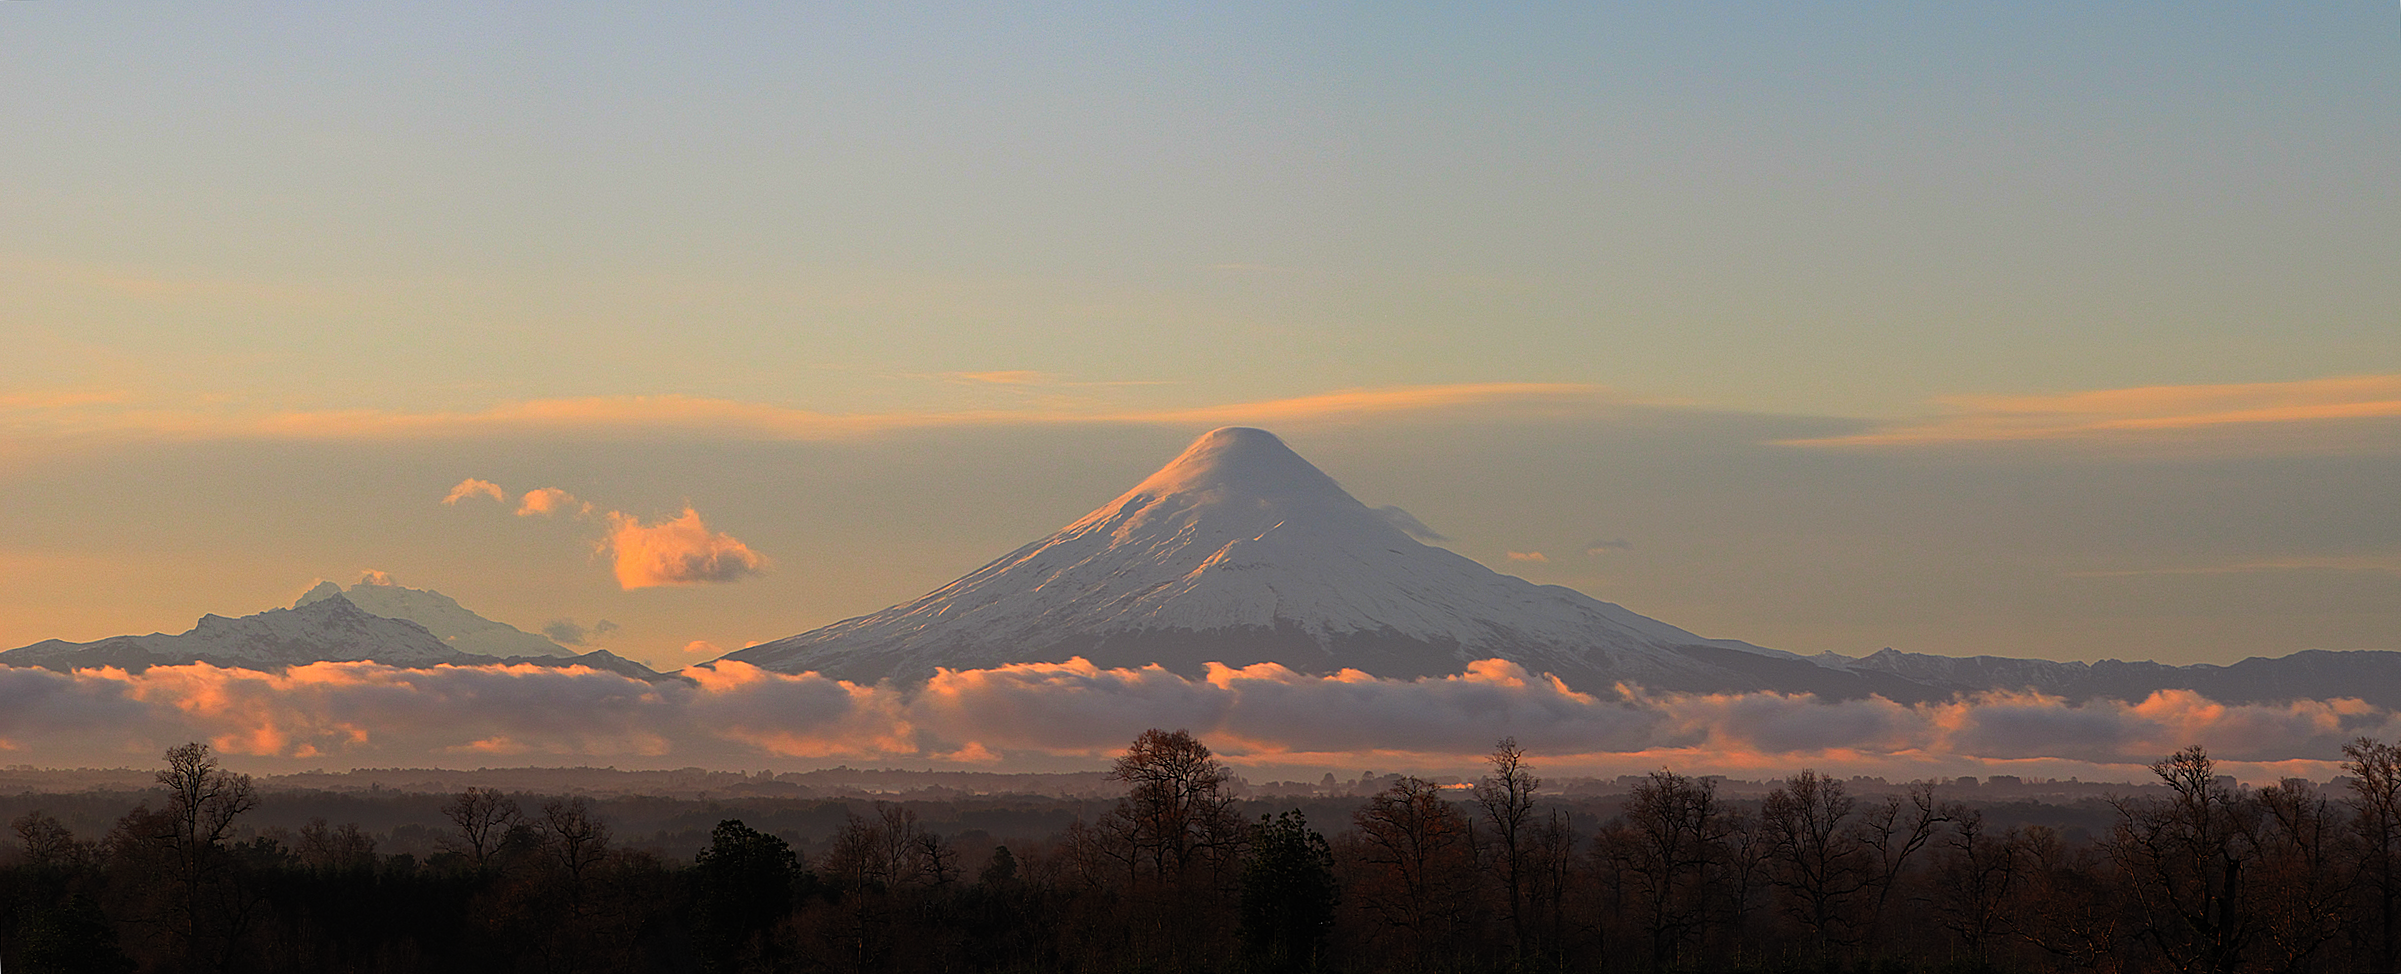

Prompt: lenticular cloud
xmin=0 ymin=659 xmax=2390 ymax=780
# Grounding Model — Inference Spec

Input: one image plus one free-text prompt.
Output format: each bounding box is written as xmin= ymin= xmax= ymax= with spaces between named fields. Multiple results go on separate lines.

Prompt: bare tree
xmin=158 ymin=741 xmax=258 ymax=860
xmin=540 ymin=796 xmax=613 ymax=916
xmin=12 ymin=810 xmax=84 ymax=870
xmin=1621 ymin=768 xmax=1721 ymax=971
xmin=1473 ymin=736 xmax=1540 ymax=958
xmin=1929 ymin=805 xmax=2021 ymax=963
xmin=439 ymin=785 xmax=521 ymax=871
xmin=1349 ymin=775 xmax=1477 ymax=968
xmin=2346 ymin=735 xmax=2401 ymax=970
xmin=2109 ymin=744 xmax=2261 ymax=974
xmin=1107 ymin=728 xmax=1241 ymax=886
xmin=2011 ymin=824 xmax=2126 ymax=972
xmin=1761 ymin=768 xmax=1867 ymax=953
xmin=296 ymin=818 xmax=378 ymax=873
xmin=138 ymin=741 xmax=261 ymax=971
xmin=2253 ymin=777 xmax=2351 ymax=971
xmin=1853 ymin=781 xmax=1946 ymax=951
xmin=1714 ymin=805 xmax=1772 ymax=948
xmin=825 ymin=802 xmax=956 ymax=890
xmin=1524 ymin=808 xmax=1580 ymax=963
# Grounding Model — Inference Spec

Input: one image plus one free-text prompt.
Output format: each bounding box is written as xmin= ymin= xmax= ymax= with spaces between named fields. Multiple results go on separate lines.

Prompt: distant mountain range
xmin=6 ymin=429 xmax=2393 ymax=708
xmin=0 ymin=577 xmax=666 ymax=680
xmin=723 ymin=426 xmax=2401 ymax=707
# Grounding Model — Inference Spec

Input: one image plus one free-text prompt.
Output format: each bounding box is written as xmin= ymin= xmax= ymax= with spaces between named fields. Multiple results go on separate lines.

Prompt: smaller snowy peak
xmin=298 ymin=573 xmax=575 ymax=658
xmin=0 ymin=593 xmax=467 ymax=670
xmin=0 ymin=592 xmax=682 ymax=680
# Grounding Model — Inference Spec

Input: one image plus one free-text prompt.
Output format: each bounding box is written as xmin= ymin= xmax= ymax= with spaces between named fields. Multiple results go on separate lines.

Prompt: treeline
xmin=5 ymin=733 xmax=2400 ymax=973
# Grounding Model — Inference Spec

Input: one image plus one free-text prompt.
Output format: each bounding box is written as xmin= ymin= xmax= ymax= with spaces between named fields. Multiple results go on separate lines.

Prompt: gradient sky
xmin=4 ymin=2 xmax=2397 ymax=673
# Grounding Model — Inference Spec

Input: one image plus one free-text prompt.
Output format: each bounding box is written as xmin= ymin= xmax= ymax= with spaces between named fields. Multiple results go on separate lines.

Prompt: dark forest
xmin=5 ymin=731 xmax=2397 ymax=974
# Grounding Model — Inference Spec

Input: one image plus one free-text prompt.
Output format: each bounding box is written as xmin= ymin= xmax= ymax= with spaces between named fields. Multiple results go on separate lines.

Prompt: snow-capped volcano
xmin=725 ymin=427 xmax=1780 ymax=689
xmin=297 ymin=575 xmax=576 ymax=658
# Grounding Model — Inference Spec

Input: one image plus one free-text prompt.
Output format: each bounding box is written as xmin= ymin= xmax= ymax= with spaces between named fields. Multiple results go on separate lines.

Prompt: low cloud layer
xmin=0 ymin=659 xmax=2389 ymax=783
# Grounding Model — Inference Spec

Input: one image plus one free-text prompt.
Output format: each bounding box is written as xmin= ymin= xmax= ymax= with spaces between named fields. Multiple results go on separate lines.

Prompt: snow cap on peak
xmin=289 ymin=591 xmax=368 ymax=619
xmin=295 ymin=580 xmax=344 ymax=608
xmin=1130 ymin=427 xmax=1347 ymax=501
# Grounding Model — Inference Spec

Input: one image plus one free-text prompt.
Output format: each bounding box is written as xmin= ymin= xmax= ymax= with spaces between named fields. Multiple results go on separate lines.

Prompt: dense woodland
xmin=4 ymin=732 xmax=2399 ymax=973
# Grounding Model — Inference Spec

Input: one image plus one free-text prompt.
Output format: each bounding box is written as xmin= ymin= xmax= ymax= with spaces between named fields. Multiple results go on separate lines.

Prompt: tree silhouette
xmin=1472 ymin=737 xmax=1539 ymax=960
xmin=692 ymin=818 xmax=803 ymax=974
xmin=2109 ymin=744 xmax=2261 ymax=974
xmin=1621 ymin=768 xmax=1720 ymax=970
xmin=1106 ymin=728 xmax=1241 ymax=886
xmin=439 ymin=785 xmax=521 ymax=872
xmin=2346 ymin=735 xmax=2401 ymax=970
xmin=1761 ymin=768 xmax=1867 ymax=954
xmin=1241 ymin=810 xmax=1338 ymax=972
xmin=1349 ymin=775 xmax=1477 ymax=969
xmin=133 ymin=741 xmax=261 ymax=971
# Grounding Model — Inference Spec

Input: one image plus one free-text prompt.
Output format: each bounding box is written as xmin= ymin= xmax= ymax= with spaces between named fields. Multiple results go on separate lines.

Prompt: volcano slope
xmin=721 ymin=427 xmax=1947 ymax=698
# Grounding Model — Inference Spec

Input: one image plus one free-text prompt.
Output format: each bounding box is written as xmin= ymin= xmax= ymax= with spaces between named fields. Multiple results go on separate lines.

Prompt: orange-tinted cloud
xmin=3 ymin=383 xmax=1626 ymax=446
xmin=448 ymin=479 xmax=765 ymax=590
xmin=1136 ymin=383 xmax=1612 ymax=428
xmin=0 ymin=657 xmax=2391 ymax=781
xmin=1506 ymin=551 xmax=1549 ymax=563
xmin=441 ymin=478 xmax=505 ymax=505
xmin=945 ymin=370 xmax=1055 ymax=385
xmin=604 ymin=508 xmax=769 ymax=589
xmin=515 ymin=487 xmax=588 ymax=517
xmin=1790 ymin=374 xmax=2401 ymax=450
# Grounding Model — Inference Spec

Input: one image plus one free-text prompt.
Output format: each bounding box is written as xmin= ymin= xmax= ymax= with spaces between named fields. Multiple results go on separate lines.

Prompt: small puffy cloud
xmin=542 ymin=619 xmax=620 ymax=647
xmin=605 ymin=508 xmax=770 ymax=589
xmin=683 ymin=640 xmax=724 ymax=656
xmin=1375 ymin=506 xmax=1448 ymax=542
xmin=357 ymin=570 xmax=396 ymax=586
xmin=1506 ymin=551 xmax=1548 ymax=563
xmin=516 ymin=487 xmax=589 ymax=518
xmin=453 ymin=479 xmax=765 ymax=591
xmin=442 ymin=478 xmax=505 ymax=505
xmin=1585 ymin=539 xmax=1632 ymax=554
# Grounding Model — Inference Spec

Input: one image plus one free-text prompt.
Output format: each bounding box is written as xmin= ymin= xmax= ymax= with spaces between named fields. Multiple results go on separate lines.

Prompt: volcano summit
xmin=724 ymin=427 xmax=1800 ymax=691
